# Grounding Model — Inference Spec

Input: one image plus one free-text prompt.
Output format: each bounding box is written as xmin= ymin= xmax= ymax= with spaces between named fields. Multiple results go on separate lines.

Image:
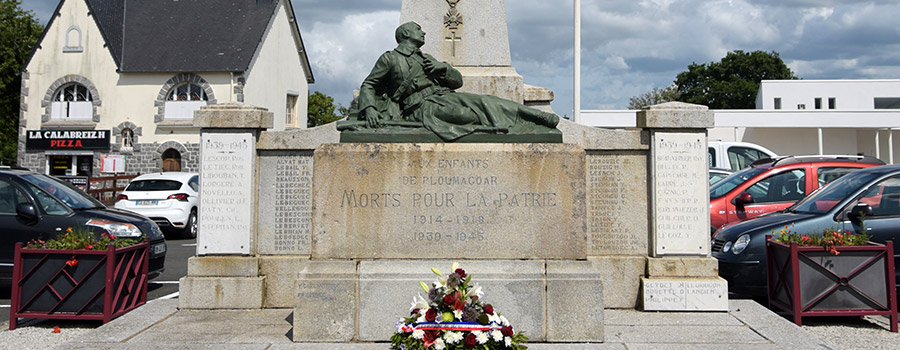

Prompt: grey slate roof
xmin=30 ymin=0 xmax=313 ymax=82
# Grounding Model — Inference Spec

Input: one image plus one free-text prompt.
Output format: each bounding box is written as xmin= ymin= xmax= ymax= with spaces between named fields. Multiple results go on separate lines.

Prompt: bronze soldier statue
xmin=340 ymin=21 xmax=560 ymax=142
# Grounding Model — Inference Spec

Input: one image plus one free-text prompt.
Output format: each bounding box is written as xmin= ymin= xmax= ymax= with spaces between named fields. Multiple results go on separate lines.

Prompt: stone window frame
xmin=112 ymin=121 xmax=142 ymax=153
xmin=155 ymin=73 xmax=217 ymax=123
xmin=41 ymin=75 xmax=101 ymax=123
xmin=63 ymin=26 xmax=83 ymax=52
xmin=156 ymin=141 xmax=189 ymax=171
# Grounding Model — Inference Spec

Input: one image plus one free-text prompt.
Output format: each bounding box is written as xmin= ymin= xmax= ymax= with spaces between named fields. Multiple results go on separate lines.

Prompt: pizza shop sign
xmin=26 ymin=130 xmax=110 ymax=150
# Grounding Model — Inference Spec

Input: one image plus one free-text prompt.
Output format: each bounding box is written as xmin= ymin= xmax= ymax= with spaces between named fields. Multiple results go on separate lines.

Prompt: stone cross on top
xmin=400 ymin=0 xmax=512 ymax=66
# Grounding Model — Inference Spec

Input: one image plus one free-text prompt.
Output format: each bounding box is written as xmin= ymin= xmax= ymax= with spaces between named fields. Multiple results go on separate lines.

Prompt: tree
xmin=627 ymin=84 xmax=682 ymax=110
xmin=307 ymin=90 xmax=344 ymax=127
xmin=0 ymin=0 xmax=43 ymax=165
xmin=673 ymin=50 xmax=798 ymax=109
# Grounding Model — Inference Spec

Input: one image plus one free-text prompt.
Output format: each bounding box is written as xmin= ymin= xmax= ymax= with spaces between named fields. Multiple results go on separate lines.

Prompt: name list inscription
xmin=586 ymin=154 xmax=646 ymax=255
xmin=653 ymin=133 xmax=709 ymax=255
xmin=258 ymin=153 xmax=313 ymax=255
xmin=199 ymin=133 xmax=253 ymax=255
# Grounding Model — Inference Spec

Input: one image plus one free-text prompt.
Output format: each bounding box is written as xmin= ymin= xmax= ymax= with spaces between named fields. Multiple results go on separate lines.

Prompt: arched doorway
xmin=162 ymin=149 xmax=182 ymax=172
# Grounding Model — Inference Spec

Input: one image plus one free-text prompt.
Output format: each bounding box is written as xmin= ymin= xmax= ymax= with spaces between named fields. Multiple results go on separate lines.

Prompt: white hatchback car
xmin=114 ymin=172 xmax=199 ymax=239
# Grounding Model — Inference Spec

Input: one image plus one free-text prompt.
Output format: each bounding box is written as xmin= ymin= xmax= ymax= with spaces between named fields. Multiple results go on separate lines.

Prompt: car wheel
xmin=180 ymin=209 xmax=197 ymax=239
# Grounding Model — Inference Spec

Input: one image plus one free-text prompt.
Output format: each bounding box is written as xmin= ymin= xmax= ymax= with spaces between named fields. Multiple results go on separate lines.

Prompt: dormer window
xmin=64 ymin=26 xmax=83 ymax=52
xmin=51 ymin=83 xmax=93 ymax=120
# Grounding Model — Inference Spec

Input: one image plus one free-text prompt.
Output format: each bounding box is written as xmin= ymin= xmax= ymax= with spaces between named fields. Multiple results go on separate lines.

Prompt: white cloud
xmin=20 ymin=0 xmax=900 ymax=110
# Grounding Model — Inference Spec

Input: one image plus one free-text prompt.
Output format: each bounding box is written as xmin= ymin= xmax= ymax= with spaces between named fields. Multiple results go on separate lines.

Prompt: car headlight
xmin=87 ymin=218 xmax=143 ymax=238
xmin=723 ymin=241 xmax=733 ymax=253
xmin=732 ymin=234 xmax=751 ymax=255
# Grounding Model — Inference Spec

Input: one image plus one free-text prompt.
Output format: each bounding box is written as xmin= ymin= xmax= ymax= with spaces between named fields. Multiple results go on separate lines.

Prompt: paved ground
xmin=5 ymin=298 xmax=894 ymax=349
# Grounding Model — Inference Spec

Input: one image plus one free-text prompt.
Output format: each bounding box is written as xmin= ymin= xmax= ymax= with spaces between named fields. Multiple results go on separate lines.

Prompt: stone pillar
xmin=179 ymin=103 xmax=273 ymax=309
xmin=637 ymin=102 xmax=728 ymax=311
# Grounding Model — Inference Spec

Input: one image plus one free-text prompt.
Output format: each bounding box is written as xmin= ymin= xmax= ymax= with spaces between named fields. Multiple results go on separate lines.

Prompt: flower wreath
xmin=390 ymin=263 xmax=528 ymax=350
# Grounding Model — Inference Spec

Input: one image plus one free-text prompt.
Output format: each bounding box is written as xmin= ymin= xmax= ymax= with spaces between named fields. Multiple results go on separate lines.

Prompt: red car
xmin=709 ymin=155 xmax=884 ymax=234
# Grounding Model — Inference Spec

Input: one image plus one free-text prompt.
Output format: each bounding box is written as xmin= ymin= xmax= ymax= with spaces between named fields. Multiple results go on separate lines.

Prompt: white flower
xmin=444 ymin=331 xmax=463 ymax=344
xmin=488 ymin=313 xmax=500 ymax=324
xmin=499 ymin=315 xmax=510 ymax=326
xmin=475 ymin=331 xmax=489 ymax=344
xmin=412 ymin=329 xmax=425 ymax=339
xmin=410 ymin=294 xmax=429 ymax=312
xmin=491 ymin=330 xmax=504 ymax=342
xmin=434 ymin=338 xmax=446 ymax=350
xmin=453 ymin=309 xmax=463 ymax=320
xmin=465 ymin=284 xmax=483 ymax=299
xmin=504 ymin=336 xmax=513 ymax=347
xmin=416 ymin=314 xmax=426 ymax=324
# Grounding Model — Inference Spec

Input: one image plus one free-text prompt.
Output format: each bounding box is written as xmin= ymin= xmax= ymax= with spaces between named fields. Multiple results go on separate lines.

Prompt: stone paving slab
xmin=604 ymin=309 xmax=742 ymax=326
xmin=605 ymin=325 xmax=768 ymax=344
xmin=46 ymin=299 xmax=834 ymax=349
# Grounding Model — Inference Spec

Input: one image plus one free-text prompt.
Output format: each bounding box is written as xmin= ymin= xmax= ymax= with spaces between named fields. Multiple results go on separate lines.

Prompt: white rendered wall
xmin=757 ymin=80 xmax=900 ymax=110
xmin=23 ymin=0 xmax=231 ymax=145
xmin=242 ymin=0 xmax=309 ymax=131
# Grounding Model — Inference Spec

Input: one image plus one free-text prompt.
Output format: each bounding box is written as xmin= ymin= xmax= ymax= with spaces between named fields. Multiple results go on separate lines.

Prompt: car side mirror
xmin=16 ymin=203 xmax=38 ymax=223
xmin=847 ymin=203 xmax=873 ymax=222
xmin=734 ymin=192 xmax=753 ymax=206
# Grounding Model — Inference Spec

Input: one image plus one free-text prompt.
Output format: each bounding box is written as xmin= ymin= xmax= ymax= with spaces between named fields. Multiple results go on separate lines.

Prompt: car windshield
xmin=710 ymin=167 xmax=766 ymax=199
xmin=21 ymin=173 xmax=104 ymax=210
xmin=790 ymin=170 xmax=883 ymax=214
xmin=126 ymin=180 xmax=183 ymax=191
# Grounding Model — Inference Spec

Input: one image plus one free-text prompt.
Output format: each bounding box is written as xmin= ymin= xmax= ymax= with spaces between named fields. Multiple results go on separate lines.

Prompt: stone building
xmin=18 ymin=0 xmax=314 ymax=177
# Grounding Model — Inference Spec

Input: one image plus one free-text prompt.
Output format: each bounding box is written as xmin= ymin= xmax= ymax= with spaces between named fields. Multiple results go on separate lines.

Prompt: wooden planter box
xmin=766 ymin=236 xmax=898 ymax=332
xmin=9 ymin=241 xmax=149 ymax=330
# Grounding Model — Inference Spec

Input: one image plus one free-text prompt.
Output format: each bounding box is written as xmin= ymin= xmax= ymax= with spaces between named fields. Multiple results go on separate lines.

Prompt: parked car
xmin=708 ymin=141 xmax=778 ymax=171
xmin=709 ymin=155 xmax=884 ymax=234
xmin=709 ymin=167 xmax=733 ymax=185
xmin=0 ymin=167 xmax=166 ymax=285
xmin=114 ymin=172 xmax=199 ymax=239
xmin=713 ymin=164 xmax=900 ymax=297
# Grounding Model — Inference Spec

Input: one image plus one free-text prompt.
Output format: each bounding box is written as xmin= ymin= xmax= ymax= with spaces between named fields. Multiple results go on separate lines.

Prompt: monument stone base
xmin=640 ymin=257 xmax=728 ymax=311
xmin=293 ymin=260 xmax=605 ymax=343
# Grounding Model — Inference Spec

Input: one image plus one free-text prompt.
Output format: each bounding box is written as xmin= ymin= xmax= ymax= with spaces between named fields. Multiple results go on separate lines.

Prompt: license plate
xmin=136 ymin=200 xmax=158 ymax=206
xmin=152 ymin=243 xmax=167 ymax=254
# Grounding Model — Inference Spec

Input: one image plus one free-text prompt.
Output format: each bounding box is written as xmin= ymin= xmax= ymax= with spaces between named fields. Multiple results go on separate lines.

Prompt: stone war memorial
xmin=178 ymin=0 xmax=728 ymax=345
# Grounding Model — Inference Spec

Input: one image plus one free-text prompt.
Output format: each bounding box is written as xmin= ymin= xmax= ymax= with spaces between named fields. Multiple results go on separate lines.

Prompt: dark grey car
xmin=0 ymin=167 xmax=166 ymax=285
xmin=713 ymin=165 xmax=900 ymax=297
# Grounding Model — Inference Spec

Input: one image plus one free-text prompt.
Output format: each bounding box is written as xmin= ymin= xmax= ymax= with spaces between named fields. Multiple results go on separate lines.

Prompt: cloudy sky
xmin=20 ymin=0 xmax=900 ymax=116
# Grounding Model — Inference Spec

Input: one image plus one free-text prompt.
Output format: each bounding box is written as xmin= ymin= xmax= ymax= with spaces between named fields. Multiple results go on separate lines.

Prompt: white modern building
xmin=18 ymin=0 xmax=314 ymax=177
xmin=582 ymin=79 xmax=900 ymax=164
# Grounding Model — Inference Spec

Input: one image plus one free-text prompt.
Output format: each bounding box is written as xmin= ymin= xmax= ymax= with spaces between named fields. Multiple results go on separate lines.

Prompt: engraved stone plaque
xmin=258 ymin=151 xmax=314 ymax=255
xmin=651 ymin=132 xmax=709 ymax=256
xmin=198 ymin=133 xmax=254 ymax=255
xmin=641 ymin=277 xmax=728 ymax=311
xmin=312 ymin=143 xmax=586 ymax=259
xmin=586 ymin=152 xmax=648 ymax=255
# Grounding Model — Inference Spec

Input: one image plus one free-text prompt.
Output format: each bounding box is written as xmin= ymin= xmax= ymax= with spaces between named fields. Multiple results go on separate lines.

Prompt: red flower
xmin=455 ymin=268 xmax=467 ymax=278
xmin=501 ymin=325 xmax=514 ymax=337
xmin=800 ymin=236 xmax=811 ymax=243
xmin=65 ymin=258 xmax=78 ymax=267
xmin=453 ymin=298 xmax=466 ymax=311
xmin=483 ymin=304 xmax=494 ymax=315
xmin=443 ymin=294 xmax=456 ymax=306
xmin=424 ymin=330 xmax=439 ymax=343
xmin=464 ymin=333 xmax=478 ymax=348
xmin=425 ymin=308 xmax=438 ymax=322
xmin=411 ymin=308 xmax=420 ymax=315
xmin=52 ymin=326 xmax=61 ymax=333
xmin=84 ymin=244 xmax=93 ymax=250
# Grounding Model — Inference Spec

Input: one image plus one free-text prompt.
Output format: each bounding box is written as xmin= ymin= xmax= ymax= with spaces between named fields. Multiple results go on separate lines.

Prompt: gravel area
xmin=0 ymin=319 xmax=95 ymax=350
xmin=802 ymin=315 xmax=900 ymax=350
